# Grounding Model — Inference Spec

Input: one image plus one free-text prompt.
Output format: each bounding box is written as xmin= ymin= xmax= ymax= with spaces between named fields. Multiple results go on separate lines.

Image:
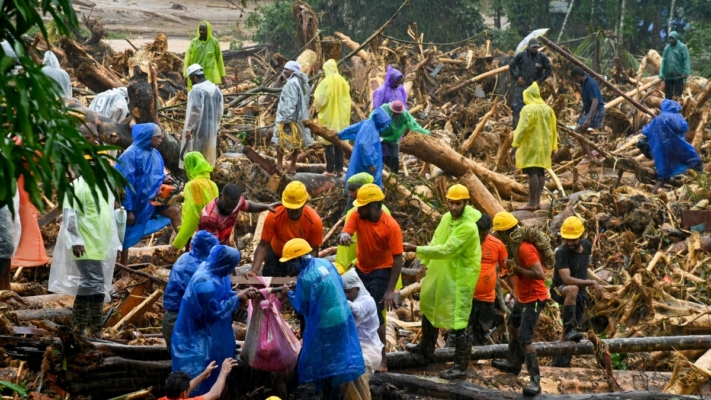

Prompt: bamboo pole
xmin=461 ymin=98 xmax=499 ymax=152
xmin=605 ymin=78 xmax=661 ymax=109
xmin=112 ymin=289 xmax=164 ymax=331
xmin=440 ymin=66 xmax=509 ymax=96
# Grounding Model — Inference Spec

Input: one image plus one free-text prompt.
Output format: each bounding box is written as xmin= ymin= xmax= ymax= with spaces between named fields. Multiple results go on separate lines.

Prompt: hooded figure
xmin=180 ymin=70 xmax=224 ymax=168
xmin=115 ymin=123 xmax=171 ymax=249
xmin=314 ymin=59 xmax=351 ymax=175
xmin=372 ymin=65 xmax=407 ymax=110
xmin=173 ymin=152 xmax=219 ymax=250
xmin=42 ymin=51 xmax=72 ymax=98
xmin=184 ymin=21 xmax=226 ymax=90
xmin=271 ymin=61 xmax=313 ymax=151
xmin=342 ymin=269 xmax=383 ymax=378
xmin=512 ymin=82 xmax=558 ymax=170
xmin=89 ymin=87 xmax=129 ymax=123
xmin=643 ymin=99 xmax=701 ymax=184
xmin=163 ymin=230 xmax=219 ymax=348
xmin=172 ymin=246 xmax=242 ymax=396
xmin=338 ymin=108 xmax=392 ymax=188
xmin=660 ymin=31 xmax=691 ymax=99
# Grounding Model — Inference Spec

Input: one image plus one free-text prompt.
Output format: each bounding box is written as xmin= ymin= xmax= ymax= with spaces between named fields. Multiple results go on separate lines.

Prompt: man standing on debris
xmin=372 ymin=65 xmax=407 ymax=110
xmin=180 ymin=64 xmax=224 ymax=168
xmin=42 ymin=50 xmax=72 ymax=98
xmin=376 ymin=100 xmax=430 ymax=175
xmin=339 ymin=184 xmax=404 ymax=372
xmin=550 ymin=216 xmax=601 ymax=367
xmin=642 ymin=99 xmax=702 ymax=193
xmin=571 ymin=66 xmax=605 ymax=159
xmin=338 ymin=108 xmax=392 ymax=188
xmin=163 ymin=230 xmax=219 ymax=349
xmin=511 ymin=82 xmax=558 ymax=211
xmin=184 ymin=21 xmax=226 ymax=90
xmin=403 ymin=184 xmax=482 ymax=379
xmin=279 ymin=238 xmax=364 ymax=398
xmin=272 ymin=61 xmax=313 ymax=175
xmin=248 ymin=181 xmax=323 ymax=277
xmin=314 ymin=59 xmax=351 ymax=177
xmin=491 ymin=211 xmax=548 ymax=396
xmin=508 ymin=38 xmax=552 ymax=129
xmin=659 ymin=31 xmax=690 ymax=100
xmin=198 ymin=183 xmax=279 ymax=246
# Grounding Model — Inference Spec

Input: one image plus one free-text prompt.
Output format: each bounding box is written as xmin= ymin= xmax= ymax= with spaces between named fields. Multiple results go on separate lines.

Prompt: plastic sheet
xmin=372 ymin=65 xmax=407 ymax=110
xmin=338 ymin=108 xmax=391 ymax=189
xmin=0 ymin=187 xmax=21 ymax=260
xmin=42 ymin=51 xmax=72 ymax=98
xmin=163 ymin=230 xmax=219 ymax=312
xmin=314 ymin=59 xmax=351 ymax=133
xmin=179 ymin=81 xmax=224 ymax=168
xmin=12 ymin=177 xmax=48 ymax=267
xmin=88 ymin=87 xmax=129 ymax=123
xmin=184 ymin=21 xmax=226 ymax=90
xmin=512 ymin=82 xmax=558 ymax=170
xmin=173 ymin=152 xmax=219 ymax=249
xmin=271 ymin=69 xmax=313 ymax=150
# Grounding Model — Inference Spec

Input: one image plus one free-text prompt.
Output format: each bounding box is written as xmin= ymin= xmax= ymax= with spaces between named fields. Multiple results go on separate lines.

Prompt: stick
xmin=112 ymin=289 xmax=163 ymax=331
xmin=604 ymin=78 xmax=661 ymax=109
xmin=646 ymin=251 xmax=668 ymax=272
xmin=124 ymin=38 xmax=139 ymax=51
xmin=322 ymin=217 xmax=345 ymax=244
xmin=461 ymin=98 xmax=499 ymax=151
xmin=441 ymin=66 xmax=509 ymax=96
xmin=545 ymin=168 xmax=566 ymax=197
xmin=114 ymin=263 xmax=167 ymax=286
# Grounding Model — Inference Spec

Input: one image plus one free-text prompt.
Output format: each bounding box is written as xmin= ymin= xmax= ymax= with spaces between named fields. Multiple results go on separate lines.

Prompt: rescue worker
xmin=161 ymin=359 xmax=237 ymax=400
xmin=88 ymin=87 xmax=129 ymax=124
xmin=279 ymin=238 xmax=365 ymax=398
xmin=42 ymin=50 xmax=72 ymax=98
xmin=376 ymin=100 xmax=430 ymax=175
xmin=403 ymin=184 xmax=482 ymax=379
xmin=550 ymin=216 xmax=602 ymax=367
xmin=184 ymin=21 xmax=226 ymax=90
xmin=342 ymin=269 xmax=383 ymax=381
xmin=180 ymin=64 xmax=224 ymax=168
xmin=314 ymin=59 xmax=351 ymax=177
xmin=272 ymin=61 xmax=312 ymax=175
xmin=659 ymin=31 xmax=690 ymax=99
xmin=491 ymin=212 xmax=548 ymax=396
xmin=508 ymin=38 xmax=552 ymax=128
xmin=339 ymin=184 xmax=404 ymax=372
xmin=248 ymin=181 xmax=323 ymax=277
xmin=338 ymin=108 xmax=392 ymax=189
xmin=162 ymin=230 xmax=219 ymax=349
xmin=511 ymin=82 xmax=558 ymax=211
xmin=372 ymin=65 xmax=407 ymax=110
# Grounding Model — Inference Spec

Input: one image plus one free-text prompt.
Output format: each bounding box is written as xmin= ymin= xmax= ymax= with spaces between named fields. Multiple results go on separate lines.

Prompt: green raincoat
xmin=172 ymin=152 xmax=219 ymax=249
xmin=184 ymin=21 xmax=226 ymax=90
xmin=417 ymin=206 xmax=482 ymax=330
xmin=659 ymin=31 xmax=691 ymax=83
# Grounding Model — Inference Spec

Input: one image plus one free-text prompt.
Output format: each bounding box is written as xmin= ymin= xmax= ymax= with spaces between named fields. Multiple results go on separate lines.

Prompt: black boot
xmin=405 ymin=316 xmax=437 ymax=363
xmin=492 ymin=339 xmax=523 ymax=375
xmin=88 ymin=295 xmax=105 ymax=337
xmin=551 ymin=354 xmax=573 ymax=368
xmin=72 ymin=295 xmax=90 ymax=336
xmin=444 ymin=330 xmax=456 ymax=348
xmin=563 ymin=305 xmax=583 ymax=342
xmin=439 ymin=329 xmax=471 ymax=379
xmin=523 ymin=352 xmax=541 ymax=396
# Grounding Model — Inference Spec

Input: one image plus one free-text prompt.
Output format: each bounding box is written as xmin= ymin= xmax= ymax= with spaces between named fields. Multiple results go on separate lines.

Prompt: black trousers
xmin=324 ymin=144 xmax=343 ymax=174
xmin=382 ymin=141 xmax=399 ymax=174
xmin=664 ymin=78 xmax=684 ymax=99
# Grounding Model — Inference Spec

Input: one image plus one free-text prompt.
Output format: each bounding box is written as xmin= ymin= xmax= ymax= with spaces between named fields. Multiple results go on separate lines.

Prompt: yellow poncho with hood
xmin=314 ymin=59 xmax=351 ymax=144
xmin=416 ymin=205 xmax=482 ymax=330
xmin=512 ymin=82 xmax=558 ymax=170
xmin=172 ymin=152 xmax=219 ymax=250
xmin=184 ymin=21 xmax=226 ymax=90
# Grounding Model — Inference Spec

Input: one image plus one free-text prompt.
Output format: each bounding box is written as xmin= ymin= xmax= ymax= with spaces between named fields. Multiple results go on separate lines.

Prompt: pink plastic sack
xmin=241 ymin=277 xmax=301 ymax=373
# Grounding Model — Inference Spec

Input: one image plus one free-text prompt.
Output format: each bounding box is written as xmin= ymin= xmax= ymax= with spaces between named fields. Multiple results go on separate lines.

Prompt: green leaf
xmin=0 ymin=380 xmax=27 ymax=397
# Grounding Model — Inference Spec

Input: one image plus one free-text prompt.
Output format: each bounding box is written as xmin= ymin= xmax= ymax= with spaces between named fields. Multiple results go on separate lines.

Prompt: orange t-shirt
xmin=343 ymin=211 xmax=403 ymax=273
xmin=474 ymin=235 xmax=507 ymax=302
xmin=261 ymin=205 xmax=324 ymax=257
xmin=514 ymin=242 xmax=549 ymax=303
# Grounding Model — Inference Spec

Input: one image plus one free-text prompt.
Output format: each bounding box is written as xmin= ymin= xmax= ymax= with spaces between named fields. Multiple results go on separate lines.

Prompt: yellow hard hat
xmin=282 ymin=181 xmax=309 ymax=209
xmin=446 ymin=184 xmax=470 ymax=200
xmin=333 ymin=262 xmax=346 ymax=275
xmin=279 ymin=238 xmax=313 ymax=262
xmin=265 ymin=397 xmax=282 ymax=400
xmin=493 ymin=211 xmax=518 ymax=232
xmin=352 ymin=183 xmax=385 ymax=208
xmin=560 ymin=216 xmax=585 ymax=239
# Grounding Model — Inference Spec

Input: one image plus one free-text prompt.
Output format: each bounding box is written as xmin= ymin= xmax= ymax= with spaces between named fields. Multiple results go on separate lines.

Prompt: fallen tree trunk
xmin=440 ymin=65 xmax=509 ymax=96
xmin=59 ymin=37 xmax=122 ymax=93
xmin=303 ymin=120 xmax=353 ymax=157
xmin=9 ymin=307 xmax=73 ymax=322
xmin=461 ymin=98 xmax=499 ymax=152
xmin=605 ymin=79 xmax=661 ymax=109
xmin=459 ymin=172 xmax=504 ymax=216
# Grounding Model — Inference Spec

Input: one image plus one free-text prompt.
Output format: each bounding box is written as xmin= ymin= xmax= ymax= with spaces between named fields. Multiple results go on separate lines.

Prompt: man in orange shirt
xmin=470 ymin=214 xmax=507 ymax=346
xmin=339 ymin=184 xmax=404 ymax=371
xmin=491 ymin=212 xmax=547 ymax=396
xmin=248 ymin=181 xmax=323 ymax=277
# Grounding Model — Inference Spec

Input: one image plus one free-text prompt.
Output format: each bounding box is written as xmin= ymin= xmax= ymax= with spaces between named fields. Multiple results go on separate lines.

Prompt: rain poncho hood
xmin=173 ymin=152 xmax=219 ymax=249
xmin=342 ymin=269 xmax=383 ymax=375
xmin=180 ymin=79 xmax=224 ymax=168
xmin=372 ymin=65 xmax=407 ymax=110
xmin=164 ymin=230 xmax=219 ymax=312
xmin=338 ymin=108 xmax=391 ymax=188
xmin=642 ymin=99 xmax=701 ymax=181
xmin=172 ymin=245 xmax=241 ymax=395
xmin=115 ymin=123 xmax=170 ymax=249
xmin=49 ymin=178 xmax=121 ymax=301
xmin=184 ymin=21 xmax=225 ymax=90
xmin=417 ymin=206 xmax=482 ymax=329
xmin=42 ymin=51 xmax=72 ymax=98
xmin=314 ymin=59 xmax=352 ymax=144
xmin=660 ymin=31 xmax=691 ymax=82
xmin=288 ymin=257 xmax=365 ymax=386
xmin=271 ymin=69 xmax=313 ymax=149
xmin=512 ymin=82 xmax=558 ymax=170
xmin=89 ymin=87 xmax=129 ymax=123
xmin=0 ymin=187 xmax=21 ymax=260
xmin=1 ymin=40 xmax=18 ymax=60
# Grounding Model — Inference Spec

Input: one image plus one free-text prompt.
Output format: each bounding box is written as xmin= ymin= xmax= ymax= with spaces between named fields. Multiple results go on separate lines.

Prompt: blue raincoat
xmin=115 ymin=123 xmax=171 ymax=249
xmin=642 ymin=99 xmax=702 ymax=181
xmin=338 ymin=108 xmax=392 ymax=189
xmin=171 ymin=245 xmax=241 ymax=395
xmin=163 ymin=231 xmax=219 ymax=312
xmin=288 ymin=256 xmax=364 ymax=387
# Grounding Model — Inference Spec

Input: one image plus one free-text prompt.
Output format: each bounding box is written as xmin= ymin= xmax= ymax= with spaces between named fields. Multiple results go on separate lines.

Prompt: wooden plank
xmin=242 ymin=146 xmax=280 ymax=176
xmin=106 ymin=285 xmax=147 ymax=326
xmin=112 ymin=289 xmax=163 ymax=330
xmin=38 ymin=206 xmax=62 ymax=228
xmin=251 ymin=211 xmax=269 ymax=249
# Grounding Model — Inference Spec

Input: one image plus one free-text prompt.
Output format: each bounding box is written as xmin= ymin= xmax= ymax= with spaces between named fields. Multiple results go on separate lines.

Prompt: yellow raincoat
xmin=512 ymin=82 xmax=558 ymax=170
xmin=314 ymin=59 xmax=351 ymax=144
xmin=172 ymin=152 xmax=219 ymax=249
xmin=184 ymin=21 xmax=226 ymax=91
xmin=417 ymin=206 xmax=482 ymax=330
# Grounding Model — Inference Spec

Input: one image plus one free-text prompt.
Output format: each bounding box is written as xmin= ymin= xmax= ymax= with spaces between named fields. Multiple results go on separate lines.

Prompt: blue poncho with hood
xmin=288 ymin=256 xmax=364 ymax=387
xmin=338 ymin=108 xmax=392 ymax=188
xmin=171 ymin=245 xmax=241 ymax=395
xmin=642 ymin=99 xmax=702 ymax=181
xmin=372 ymin=65 xmax=407 ymax=110
xmin=115 ymin=123 xmax=171 ymax=249
xmin=163 ymin=231 xmax=219 ymax=312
